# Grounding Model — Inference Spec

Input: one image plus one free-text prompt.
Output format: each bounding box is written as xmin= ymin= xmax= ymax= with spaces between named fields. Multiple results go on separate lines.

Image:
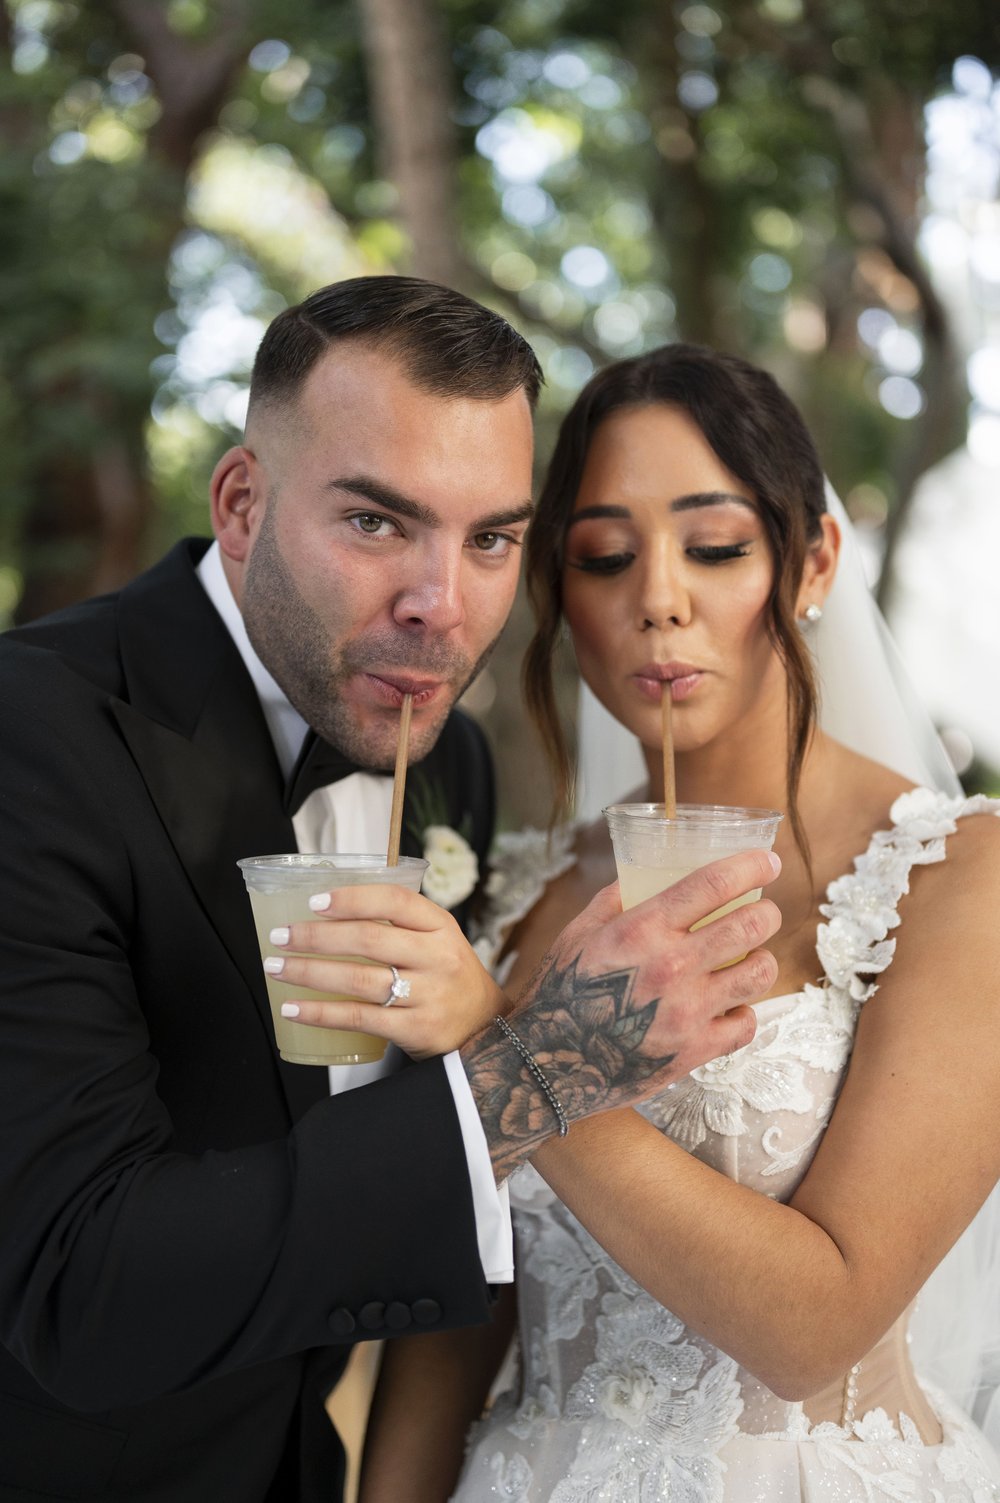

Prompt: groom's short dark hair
xmin=248 ymin=275 xmax=543 ymax=417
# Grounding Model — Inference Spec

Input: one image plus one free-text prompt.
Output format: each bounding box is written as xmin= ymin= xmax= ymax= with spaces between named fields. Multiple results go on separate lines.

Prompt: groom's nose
xmin=391 ymin=539 xmax=467 ymax=635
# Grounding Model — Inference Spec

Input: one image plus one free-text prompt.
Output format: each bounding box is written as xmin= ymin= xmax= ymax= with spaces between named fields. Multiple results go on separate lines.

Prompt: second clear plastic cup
xmin=604 ymin=804 xmax=783 ymax=961
xmin=238 ymin=854 xmax=428 ymax=1066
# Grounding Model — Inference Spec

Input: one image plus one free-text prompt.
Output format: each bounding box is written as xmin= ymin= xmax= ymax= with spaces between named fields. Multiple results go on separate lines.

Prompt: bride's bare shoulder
xmin=810 ymin=737 xmax=916 ymax=859
xmin=498 ymin=817 xmax=616 ymax=995
xmin=525 ymin=817 xmax=615 ymax=936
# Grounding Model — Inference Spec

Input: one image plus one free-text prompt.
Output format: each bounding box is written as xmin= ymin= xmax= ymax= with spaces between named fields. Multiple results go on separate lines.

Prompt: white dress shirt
xmin=197 ymin=542 xmax=512 ymax=1282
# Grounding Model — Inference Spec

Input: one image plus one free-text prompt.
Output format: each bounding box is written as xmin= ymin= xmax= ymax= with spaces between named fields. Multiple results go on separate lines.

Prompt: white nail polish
xmin=308 ymin=893 xmax=331 ymax=912
xmin=269 ymin=927 xmax=290 ymax=946
xmin=263 ymin=956 xmax=285 ymax=975
xmin=280 ymin=1002 xmax=300 ymax=1018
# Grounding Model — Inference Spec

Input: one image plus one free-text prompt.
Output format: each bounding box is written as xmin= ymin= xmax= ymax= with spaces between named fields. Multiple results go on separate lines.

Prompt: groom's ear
xmin=211 ymin=446 xmax=265 ymax=565
xmin=796 ymin=512 xmax=841 ymax=615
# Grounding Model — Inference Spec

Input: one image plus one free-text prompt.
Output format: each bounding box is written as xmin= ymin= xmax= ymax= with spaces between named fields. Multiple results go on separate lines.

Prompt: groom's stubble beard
xmin=242 ymin=499 xmax=503 ymax=770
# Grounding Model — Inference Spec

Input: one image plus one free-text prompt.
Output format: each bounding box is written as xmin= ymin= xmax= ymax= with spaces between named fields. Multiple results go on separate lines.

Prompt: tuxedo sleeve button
xmin=385 ymin=1301 xmax=412 ymax=1330
xmin=359 ymin=1302 xmax=386 ymax=1331
xmin=328 ymin=1308 xmax=356 ymax=1337
xmin=412 ymin=1298 xmax=442 ymax=1326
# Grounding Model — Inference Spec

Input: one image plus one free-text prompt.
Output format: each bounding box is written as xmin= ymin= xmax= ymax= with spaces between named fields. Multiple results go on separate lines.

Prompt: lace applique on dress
xmin=451 ymin=789 xmax=1000 ymax=1502
xmin=552 ymin=1293 xmax=744 ymax=1503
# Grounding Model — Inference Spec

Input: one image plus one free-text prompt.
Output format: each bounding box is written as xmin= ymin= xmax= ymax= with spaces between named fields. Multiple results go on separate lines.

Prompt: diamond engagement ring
xmin=382 ymin=964 xmax=411 ymax=1007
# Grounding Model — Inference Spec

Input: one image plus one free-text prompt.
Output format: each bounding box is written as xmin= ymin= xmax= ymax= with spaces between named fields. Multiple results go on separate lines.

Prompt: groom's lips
xmin=363 ymin=672 xmax=445 ymax=708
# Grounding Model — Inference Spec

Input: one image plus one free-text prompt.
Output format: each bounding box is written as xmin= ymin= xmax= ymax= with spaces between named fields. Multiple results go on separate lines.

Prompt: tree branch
xmin=113 ymin=0 xmax=254 ymax=172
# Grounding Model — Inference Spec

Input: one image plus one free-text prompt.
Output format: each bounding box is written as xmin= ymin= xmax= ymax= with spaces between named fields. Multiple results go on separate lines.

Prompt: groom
xmin=0 ymin=277 xmax=778 ymax=1502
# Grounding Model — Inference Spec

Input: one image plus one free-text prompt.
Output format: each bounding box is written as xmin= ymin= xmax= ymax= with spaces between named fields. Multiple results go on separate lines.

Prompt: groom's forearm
xmin=459 ymin=947 xmax=664 ymax=1185
xmin=460 ymin=1020 xmax=561 ymax=1184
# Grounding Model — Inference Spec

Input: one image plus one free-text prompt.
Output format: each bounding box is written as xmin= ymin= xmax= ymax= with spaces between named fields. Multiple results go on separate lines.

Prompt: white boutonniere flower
xmin=421 ymin=824 xmax=479 ymax=909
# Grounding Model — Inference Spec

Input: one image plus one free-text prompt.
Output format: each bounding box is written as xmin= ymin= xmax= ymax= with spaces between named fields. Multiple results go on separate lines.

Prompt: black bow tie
xmin=283 ymin=732 xmax=362 ymax=815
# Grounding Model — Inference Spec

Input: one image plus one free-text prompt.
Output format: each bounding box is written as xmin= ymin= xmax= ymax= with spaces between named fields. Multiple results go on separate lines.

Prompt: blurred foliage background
xmin=1 ymin=0 xmax=998 ymax=820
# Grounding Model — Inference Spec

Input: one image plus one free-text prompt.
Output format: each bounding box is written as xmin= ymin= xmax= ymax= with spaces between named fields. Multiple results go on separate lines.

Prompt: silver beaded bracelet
xmin=494 ymin=1015 xmax=569 ymax=1138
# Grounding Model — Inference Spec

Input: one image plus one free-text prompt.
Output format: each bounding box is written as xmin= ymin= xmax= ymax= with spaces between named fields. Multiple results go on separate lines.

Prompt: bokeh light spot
xmin=879 ymin=375 xmax=925 ymax=420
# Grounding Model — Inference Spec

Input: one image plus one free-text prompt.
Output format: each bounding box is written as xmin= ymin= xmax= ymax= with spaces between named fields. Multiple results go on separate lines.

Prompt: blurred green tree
xmin=0 ymin=0 xmax=995 ymax=654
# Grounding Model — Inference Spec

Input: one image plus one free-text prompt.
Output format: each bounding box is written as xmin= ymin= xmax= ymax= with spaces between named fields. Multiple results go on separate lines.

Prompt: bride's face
xmin=561 ymin=402 xmax=785 ymax=757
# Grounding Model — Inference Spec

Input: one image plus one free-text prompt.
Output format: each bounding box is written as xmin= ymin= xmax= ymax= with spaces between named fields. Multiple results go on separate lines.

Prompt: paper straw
xmin=661 ymin=682 xmax=677 ymax=819
xmin=386 ymin=692 xmax=413 ymax=866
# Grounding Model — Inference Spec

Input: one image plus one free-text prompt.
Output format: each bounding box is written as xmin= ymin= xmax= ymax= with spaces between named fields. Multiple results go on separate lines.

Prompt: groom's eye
xmin=469 ymin=531 xmax=518 ymax=556
xmin=349 ymin=513 xmax=396 ymax=537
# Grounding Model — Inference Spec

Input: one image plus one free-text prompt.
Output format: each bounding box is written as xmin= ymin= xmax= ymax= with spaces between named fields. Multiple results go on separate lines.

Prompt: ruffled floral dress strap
xmin=816 ymin=786 xmax=1000 ymax=1008
xmin=471 ymin=825 xmax=578 ymax=983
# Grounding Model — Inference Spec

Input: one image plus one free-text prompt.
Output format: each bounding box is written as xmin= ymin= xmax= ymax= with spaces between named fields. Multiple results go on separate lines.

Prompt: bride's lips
xmin=633 ymin=662 xmax=705 ymax=702
xmin=363 ymin=673 xmax=445 ymax=708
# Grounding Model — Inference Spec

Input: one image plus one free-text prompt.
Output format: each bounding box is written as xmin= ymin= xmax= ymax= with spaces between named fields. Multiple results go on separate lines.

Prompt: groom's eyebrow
xmin=328 ymin=475 xmax=533 ymax=531
xmin=567 ymin=492 xmax=755 ymax=526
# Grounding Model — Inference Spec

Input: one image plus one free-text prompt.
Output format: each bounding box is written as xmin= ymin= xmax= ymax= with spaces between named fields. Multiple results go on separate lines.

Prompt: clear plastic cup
xmin=604 ymin=804 xmax=782 ymax=960
xmin=238 ymin=854 xmax=428 ymax=1066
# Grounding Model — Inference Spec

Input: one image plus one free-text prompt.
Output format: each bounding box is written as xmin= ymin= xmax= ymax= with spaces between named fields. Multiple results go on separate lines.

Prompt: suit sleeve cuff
xmin=443 ymin=1050 xmax=513 ymax=1284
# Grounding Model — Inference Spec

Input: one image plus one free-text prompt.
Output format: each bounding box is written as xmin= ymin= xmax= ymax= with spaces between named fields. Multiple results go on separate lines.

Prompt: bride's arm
xmin=531 ymin=813 xmax=1000 ymax=1399
xmin=358 ymin=1285 xmax=517 ymax=1503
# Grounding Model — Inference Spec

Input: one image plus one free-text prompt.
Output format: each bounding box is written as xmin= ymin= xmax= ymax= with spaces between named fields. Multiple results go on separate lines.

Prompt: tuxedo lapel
xmin=113 ymin=543 xmax=327 ymax=1122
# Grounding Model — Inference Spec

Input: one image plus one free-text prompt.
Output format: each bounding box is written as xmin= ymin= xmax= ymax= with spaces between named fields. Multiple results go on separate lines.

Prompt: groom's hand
xmin=461 ymin=849 xmax=781 ymax=1183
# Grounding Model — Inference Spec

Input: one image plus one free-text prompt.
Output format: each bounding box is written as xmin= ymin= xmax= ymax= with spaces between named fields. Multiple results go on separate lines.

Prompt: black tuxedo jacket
xmin=0 ymin=541 xmax=496 ymax=1502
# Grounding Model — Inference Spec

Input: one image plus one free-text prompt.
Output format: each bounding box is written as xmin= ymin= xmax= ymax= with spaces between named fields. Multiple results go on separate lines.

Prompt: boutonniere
xmin=407 ymin=773 xmax=479 ymax=910
xmin=422 ymin=824 xmax=479 ymax=909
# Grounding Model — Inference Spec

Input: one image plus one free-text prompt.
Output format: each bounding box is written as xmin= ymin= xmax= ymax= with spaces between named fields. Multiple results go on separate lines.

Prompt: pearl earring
xmin=799 ymin=603 xmax=823 ymax=625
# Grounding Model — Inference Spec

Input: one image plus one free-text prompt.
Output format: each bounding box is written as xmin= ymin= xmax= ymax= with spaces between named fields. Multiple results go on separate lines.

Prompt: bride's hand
xmin=262 ymin=884 xmax=505 ymax=1060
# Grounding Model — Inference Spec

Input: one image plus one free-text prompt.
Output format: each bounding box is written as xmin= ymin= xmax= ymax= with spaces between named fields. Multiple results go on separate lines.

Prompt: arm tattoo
xmin=461 ymin=950 xmax=675 ymax=1182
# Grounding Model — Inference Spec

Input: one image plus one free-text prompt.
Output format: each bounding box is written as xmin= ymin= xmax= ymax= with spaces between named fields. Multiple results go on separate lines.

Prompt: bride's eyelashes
xmin=568 ymin=551 xmax=634 ymax=575
xmin=567 ymin=542 xmax=754 ymax=576
xmin=689 ymin=543 xmax=754 ymax=562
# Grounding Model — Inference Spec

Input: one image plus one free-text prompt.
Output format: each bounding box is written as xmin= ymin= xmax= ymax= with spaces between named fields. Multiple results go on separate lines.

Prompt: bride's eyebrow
xmin=567 ymin=493 xmax=755 ymax=527
xmin=566 ymin=505 xmax=630 ymax=528
xmin=670 ymin=491 xmax=756 ymax=513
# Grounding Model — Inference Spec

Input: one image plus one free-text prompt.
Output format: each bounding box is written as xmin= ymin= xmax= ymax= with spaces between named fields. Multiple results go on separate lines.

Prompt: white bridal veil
xmin=810 ymin=484 xmax=961 ymax=794
xmin=821 ymin=488 xmax=1000 ymax=1448
xmin=574 ymin=482 xmax=1000 ymax=1446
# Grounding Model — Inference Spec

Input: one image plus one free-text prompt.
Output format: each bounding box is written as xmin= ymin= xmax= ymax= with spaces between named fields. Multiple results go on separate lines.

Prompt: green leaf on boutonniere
xmin=405 ymin=769 xmax=450 ymax=843
xmin=406 ymin=770 xmax=473 ymax=846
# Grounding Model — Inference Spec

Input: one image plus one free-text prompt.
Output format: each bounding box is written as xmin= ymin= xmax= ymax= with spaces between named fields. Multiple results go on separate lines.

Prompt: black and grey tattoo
xmin=461 ymin=950 xmax=675 ymax=1182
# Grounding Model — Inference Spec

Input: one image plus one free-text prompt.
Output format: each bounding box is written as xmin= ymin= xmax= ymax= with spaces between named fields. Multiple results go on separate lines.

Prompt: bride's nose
xmin=636 ymin=538 xmax=691 ymax=630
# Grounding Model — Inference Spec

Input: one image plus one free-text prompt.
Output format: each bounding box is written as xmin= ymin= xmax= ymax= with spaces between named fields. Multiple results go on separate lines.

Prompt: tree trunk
xmin=805 ymin=75 xmax=963 ymax=610
xmin=642 ymin=17 xmax=723 ymax=347
xmin=356 ymin=0 xmax=464 ymax=289
xmin=11 ymin=2 xmax=253 ymax=622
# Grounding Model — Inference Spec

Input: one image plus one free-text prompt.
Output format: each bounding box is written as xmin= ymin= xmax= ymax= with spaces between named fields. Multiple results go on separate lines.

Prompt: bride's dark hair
xmin=524 ymin=343 xmax=826 ymax=860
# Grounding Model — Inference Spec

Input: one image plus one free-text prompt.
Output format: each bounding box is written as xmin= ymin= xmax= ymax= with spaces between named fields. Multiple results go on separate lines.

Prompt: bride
xmin=305 ymin=344 xmax=1000 ymax=1500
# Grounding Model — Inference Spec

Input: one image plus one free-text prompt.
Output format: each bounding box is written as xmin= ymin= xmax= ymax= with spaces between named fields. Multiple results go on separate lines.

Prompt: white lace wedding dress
xmin=455 ymin=788 xmax=1000 ymax=1502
